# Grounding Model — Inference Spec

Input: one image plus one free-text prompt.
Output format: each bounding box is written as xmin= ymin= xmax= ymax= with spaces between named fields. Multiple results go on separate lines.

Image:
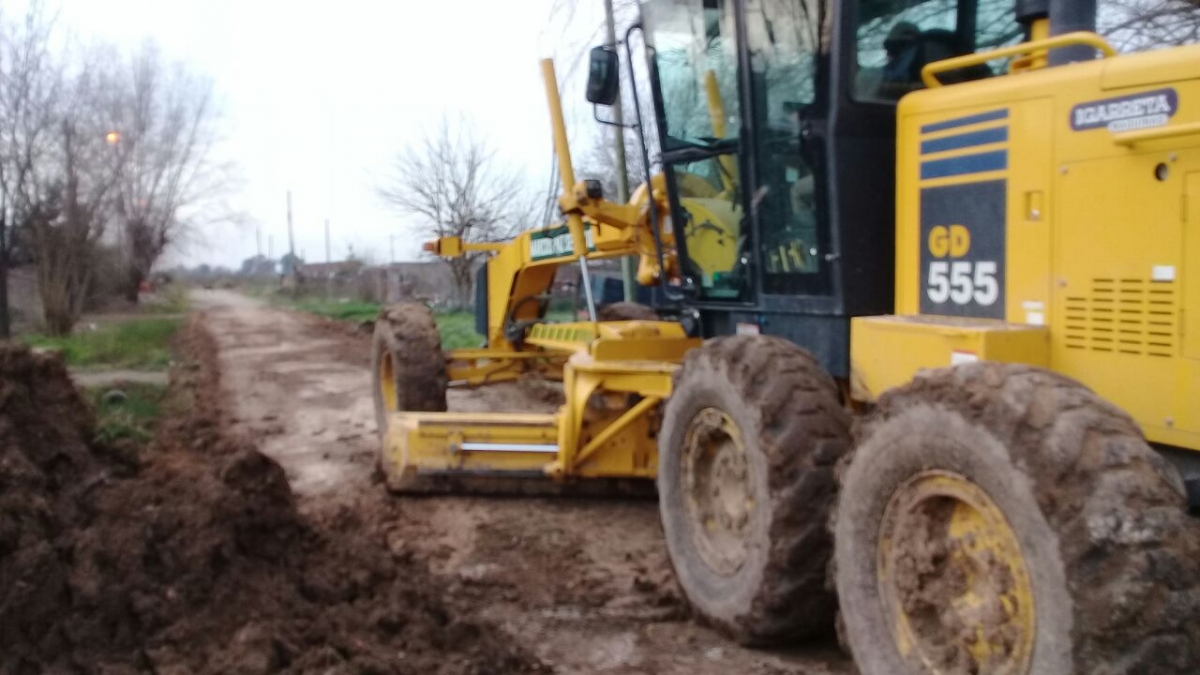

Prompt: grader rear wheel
xmin=658 ymin=335 xmax=851 ymax=645
xmin=371 ymin=303 xmax=448 ymax=490
xmin=834 ymin=363 xmax=1200 ymax=675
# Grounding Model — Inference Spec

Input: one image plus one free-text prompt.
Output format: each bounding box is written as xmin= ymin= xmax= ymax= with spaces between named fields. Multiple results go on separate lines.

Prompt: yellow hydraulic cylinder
xmin=541 ymin=59 xmax=589 ymax=263
xmin=704 ymin=70 xmax=736 ymax=198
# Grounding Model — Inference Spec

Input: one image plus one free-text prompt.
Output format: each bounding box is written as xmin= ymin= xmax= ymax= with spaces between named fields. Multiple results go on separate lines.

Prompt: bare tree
xmin=378 ymin=118 xmax=537 ymax=307
xmin=578 ymin=125 xmax=647 ymax=204
xmin=24 ymin=50 xmax=126 ymax=335
xmin=110 ymin=42 xmax=228 ymax=302
xmin=1099 ymin=0 xmax=1200 ymax=50
xmin=0 ymin=2 xmax=58 ymax=337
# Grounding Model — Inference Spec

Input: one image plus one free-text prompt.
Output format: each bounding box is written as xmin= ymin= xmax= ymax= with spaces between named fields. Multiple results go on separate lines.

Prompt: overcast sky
xmin=50 ymin=0 xmax=612 ymax=269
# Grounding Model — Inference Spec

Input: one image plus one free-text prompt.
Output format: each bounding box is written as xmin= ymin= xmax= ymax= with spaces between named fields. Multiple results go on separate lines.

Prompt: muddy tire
xmin=658 ymin=335 xmax=851 ymax=645
xmin=834 ymin=363 xmax=1200 ymax=675
xmin=371 ymin=302 xmax=448 ymax=486
xmin=596 ymin=302 xmax=658 ymax=321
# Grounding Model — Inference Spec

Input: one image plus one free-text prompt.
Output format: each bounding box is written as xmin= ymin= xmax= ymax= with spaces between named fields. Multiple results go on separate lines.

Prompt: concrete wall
xmin=296 ymin=261 xmax=463 ymax=307
xmin=8 ymin=266 xmax=42 ymax=329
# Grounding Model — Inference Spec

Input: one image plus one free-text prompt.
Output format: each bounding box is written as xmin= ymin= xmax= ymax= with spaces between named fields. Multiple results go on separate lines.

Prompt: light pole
xmin=105 ymin=131 xmax=124 ymax=266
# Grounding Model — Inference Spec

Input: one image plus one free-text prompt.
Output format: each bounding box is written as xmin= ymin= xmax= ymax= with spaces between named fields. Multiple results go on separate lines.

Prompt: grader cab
xmin=373 ymin=0 xmax=1200 ymax=672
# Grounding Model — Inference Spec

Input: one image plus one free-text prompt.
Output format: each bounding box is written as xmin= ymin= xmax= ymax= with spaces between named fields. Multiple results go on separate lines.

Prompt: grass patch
xmin=275 ymin=295 xmax=478 ymax=348
xmin=436 ymin=312 xmax=482 ymax=350
xmin=142 ymin=283 xmax=190 ymax=314
xmin=88 ymin=383 xmax=168 ymax=445
xmin=22 ymin=317 xmax=181 ymax=370
xmin=289 ymin=298 xmax=382 ymax=323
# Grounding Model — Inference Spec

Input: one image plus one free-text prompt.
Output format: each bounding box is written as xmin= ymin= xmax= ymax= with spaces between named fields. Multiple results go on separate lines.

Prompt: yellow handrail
xmin=921 ymin=31 xmax=1116 ymax=88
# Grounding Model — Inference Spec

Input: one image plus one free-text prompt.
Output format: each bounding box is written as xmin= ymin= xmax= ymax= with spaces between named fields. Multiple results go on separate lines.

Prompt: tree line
xmin=0 ymin=2 xmax=229 ymax=336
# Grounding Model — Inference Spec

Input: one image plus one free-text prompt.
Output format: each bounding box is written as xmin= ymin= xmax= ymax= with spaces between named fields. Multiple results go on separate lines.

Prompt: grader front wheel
xmin=658 ymin=335 xmax=851 ymax=645
xmin=371 ymin=303 xmax=448 ymax=490
xmin=834 ymin=363 xmax=1200 ymax=674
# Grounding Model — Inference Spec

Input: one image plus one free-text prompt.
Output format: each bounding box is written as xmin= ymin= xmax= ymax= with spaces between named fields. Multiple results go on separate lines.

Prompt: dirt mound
xmin=0 ymin=347 xmax=104 ymax=662
xmin=0 ymin=328 xmax=544 ymax=674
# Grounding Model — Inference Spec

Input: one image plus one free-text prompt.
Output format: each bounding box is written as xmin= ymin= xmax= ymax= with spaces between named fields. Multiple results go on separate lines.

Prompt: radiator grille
xmin=1063 ymin=279 xmax=1177 ymax=357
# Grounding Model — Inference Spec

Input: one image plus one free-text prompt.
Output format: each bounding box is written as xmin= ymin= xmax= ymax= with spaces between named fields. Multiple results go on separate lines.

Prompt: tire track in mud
xmin=193 ymin=290 xmax=854 ymax=674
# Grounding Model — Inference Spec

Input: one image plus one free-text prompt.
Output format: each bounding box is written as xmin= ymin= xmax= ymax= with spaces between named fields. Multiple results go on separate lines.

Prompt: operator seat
xmin=877 ymin=24 xmax=992 ymax=100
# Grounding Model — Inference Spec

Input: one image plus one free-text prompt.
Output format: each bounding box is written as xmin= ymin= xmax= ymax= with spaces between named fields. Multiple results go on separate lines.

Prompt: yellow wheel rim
xmin=682 ymin=408 xmax=755 ymax=576
xmin=379 ymin=351 xmax=398 ymax=413
xmin=878 ymin=471 xmax=1035 ymax=675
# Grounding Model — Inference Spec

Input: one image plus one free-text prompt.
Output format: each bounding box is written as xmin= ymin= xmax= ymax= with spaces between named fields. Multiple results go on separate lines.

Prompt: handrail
xmin=1112 ymin=120 xmax=1200 ymax=146
xmin=921 ymin=32 xmax=1117 ymax=88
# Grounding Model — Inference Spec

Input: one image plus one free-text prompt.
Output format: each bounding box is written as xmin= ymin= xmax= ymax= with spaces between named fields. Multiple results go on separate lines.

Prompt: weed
xmin=22 ymin=318 xmax=181 ymax=370
xmin=88 ymin=383 xmax=168 ymax=445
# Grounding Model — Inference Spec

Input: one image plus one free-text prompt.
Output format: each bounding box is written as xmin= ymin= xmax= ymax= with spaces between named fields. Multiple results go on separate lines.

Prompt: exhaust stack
xmin=1015 ymin=0 xmax=1098 ymax=65
xmin=1049 ymin=0 xmax=1098 ymax=65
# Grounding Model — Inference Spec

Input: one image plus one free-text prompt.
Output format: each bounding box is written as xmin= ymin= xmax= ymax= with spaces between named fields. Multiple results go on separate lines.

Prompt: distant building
xmin=381 ymin=260 xmax=456 ymax=302
xmin=280 ymin=252 xmax=304 ymax=276
xmin=239 ymin=255 xmax=277 ymax=277
xmin=296 ymin=260 xmax=360 ymax=279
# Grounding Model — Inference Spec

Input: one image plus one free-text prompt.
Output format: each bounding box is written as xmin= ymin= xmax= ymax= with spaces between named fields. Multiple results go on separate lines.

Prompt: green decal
xmin=529 ymin=224 xmax=596 ymax=261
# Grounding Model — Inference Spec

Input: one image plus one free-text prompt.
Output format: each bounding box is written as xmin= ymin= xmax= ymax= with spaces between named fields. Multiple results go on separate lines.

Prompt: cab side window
xmin=853 ymin=0 xmax=1022 ymax=103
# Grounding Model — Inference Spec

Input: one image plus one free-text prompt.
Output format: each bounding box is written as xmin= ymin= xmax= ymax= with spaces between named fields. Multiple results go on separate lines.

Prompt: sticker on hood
xmin=1071 ymin=88 xmax=1178 ymax=132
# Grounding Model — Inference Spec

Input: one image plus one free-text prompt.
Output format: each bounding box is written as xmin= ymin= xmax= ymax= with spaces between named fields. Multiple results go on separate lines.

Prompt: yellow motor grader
xmin=373 ymin=0 xmax=1200 ymax=672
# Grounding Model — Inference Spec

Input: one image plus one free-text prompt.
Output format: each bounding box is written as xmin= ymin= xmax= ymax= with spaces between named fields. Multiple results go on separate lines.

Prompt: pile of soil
xmin=0 ymin=326 xmax=543 ymax=674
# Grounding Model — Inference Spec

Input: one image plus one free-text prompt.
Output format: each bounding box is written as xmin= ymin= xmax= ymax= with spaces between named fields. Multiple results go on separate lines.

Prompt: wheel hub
xmin=682 ymin=408 xmax=755 ymax=576
xmin=878 ymin=471 xmax=1035 ymax=675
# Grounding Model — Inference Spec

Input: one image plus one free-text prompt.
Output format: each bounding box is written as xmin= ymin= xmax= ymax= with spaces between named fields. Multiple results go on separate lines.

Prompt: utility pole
xmin=286 ymin=190 xmax=296 ymax=262
xmin=604 ymin=0 xmax=637 ymax=302
xmin=390 ymin=234 xmax=396 ymax=264
xmin=324 ymin=219 xmax=333 ymax=300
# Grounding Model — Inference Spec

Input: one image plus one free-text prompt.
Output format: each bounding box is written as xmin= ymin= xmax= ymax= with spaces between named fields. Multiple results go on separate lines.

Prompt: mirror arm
xmin=593 ymin=104 xmax=636 ymax=129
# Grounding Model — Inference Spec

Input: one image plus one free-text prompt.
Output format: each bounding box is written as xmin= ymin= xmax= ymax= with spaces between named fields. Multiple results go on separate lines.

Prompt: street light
xmin=105 ymin=130 xmax=124 ymax=263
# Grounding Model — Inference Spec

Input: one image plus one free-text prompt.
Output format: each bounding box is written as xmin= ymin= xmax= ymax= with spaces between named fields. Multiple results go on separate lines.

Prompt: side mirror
xmin=585 ymin=46 xmax=620 ymax=106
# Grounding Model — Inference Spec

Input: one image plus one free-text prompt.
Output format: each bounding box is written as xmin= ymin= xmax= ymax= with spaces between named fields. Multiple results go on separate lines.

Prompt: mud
xmin=0 ymin=327 xmax=541 ymax=674
xmin=884 ymin=496 xmax=1016 ymax=674
xmin=192 ymin=290 xmax=853 ymax=675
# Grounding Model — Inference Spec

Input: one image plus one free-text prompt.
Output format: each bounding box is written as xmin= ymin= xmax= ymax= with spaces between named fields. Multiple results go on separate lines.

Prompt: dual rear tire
xmin=660 ymin=337 xmax=1200 ymax=673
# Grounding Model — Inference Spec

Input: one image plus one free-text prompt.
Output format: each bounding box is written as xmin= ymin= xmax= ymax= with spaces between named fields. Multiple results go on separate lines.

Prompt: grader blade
xmin=379 ymin=411 xmax=656 ymax=497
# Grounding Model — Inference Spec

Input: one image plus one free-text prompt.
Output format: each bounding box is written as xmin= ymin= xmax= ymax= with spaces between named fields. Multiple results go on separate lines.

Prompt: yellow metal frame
xmin=445 ymin=350 xmax=564 ymax=387
xmin=383 ymin=319 xmax=700 ymax=484
xmin=859 ymin=29 xmax=1200 ymax=452
xmin=377 ymin=58 xmax=707 ymax=488
xmin=851 ymin=317 xmax=1049 ymax=402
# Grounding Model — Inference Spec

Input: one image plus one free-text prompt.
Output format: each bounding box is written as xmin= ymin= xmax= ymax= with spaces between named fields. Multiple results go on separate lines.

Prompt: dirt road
xmin=192 ymin=290 xmax=852 ymax=675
